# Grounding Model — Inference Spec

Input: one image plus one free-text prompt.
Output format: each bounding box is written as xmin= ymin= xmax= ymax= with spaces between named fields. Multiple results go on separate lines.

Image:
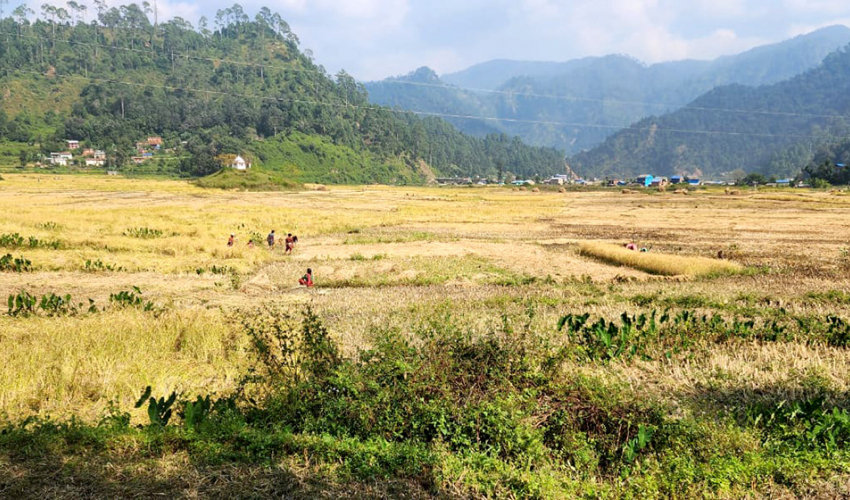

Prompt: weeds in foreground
xmin=3 ymin=307 xmax=850 ymax=498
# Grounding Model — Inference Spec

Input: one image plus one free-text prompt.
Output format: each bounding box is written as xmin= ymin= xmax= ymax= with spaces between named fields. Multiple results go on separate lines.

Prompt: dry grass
xmin=578 ymin=241 xmax=743 ymax=276
xmin=1 ymin=174 xmax=850 ymax=423
xmin=0 ymin=308 xmax=248 ymax=421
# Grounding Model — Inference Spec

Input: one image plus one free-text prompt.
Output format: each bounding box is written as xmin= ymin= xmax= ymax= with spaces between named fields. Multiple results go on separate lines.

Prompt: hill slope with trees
xmin=0 ymin=5 xmax=565 ymax=183
xmin=366 ymin=26 xmax=850 ymax=158
xmin=571 ymin=46 xmax=850 ymax=179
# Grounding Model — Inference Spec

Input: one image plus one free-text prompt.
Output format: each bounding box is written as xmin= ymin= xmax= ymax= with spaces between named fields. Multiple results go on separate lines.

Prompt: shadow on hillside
xmin=0 ymin=449 xmax=438 ymax=500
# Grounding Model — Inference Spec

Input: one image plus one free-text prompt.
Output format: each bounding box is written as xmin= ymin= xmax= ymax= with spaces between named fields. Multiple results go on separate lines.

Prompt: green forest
xmin=572 ymin=47 xmax=850 ymax=179
xmin=0 ymin=6 xmax=565 ymax=184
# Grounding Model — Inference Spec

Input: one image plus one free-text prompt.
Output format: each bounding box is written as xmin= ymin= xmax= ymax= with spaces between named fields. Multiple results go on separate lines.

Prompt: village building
xmin=636 ymin=174 xmax=654 ymax=187
xmin=546 ymin=174 xmax=570 ymax=185
xmin=147 ymin=137 xmax=163 ymax=148
xmin=49 ymin=152 xmax=73 ymax=166
xmin=66 ymin=140 xmax=80 ymax=150
xmin=81 ymin=148 xmax=95 ymax=157
xmin=85 ymin=158 xmax=106 ymax=167
xmin=231 ymin=155 xmax=251 ymax=170
xmin=93 ymin=150 xmax=106 ymax=160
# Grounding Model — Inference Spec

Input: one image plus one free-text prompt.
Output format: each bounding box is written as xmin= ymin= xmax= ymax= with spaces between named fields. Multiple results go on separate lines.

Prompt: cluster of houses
xmin=131 ymin=137 xmax=163 ymax=165
xmin=45 ymin=137 xmax=166 ymax=168
xmin=436 ymin=173 xmax=707 ymax=187
xmin=48 ymin=141 xmax=108 ymax=167
xmin=542 ymin=174 xmax=703 ymax=187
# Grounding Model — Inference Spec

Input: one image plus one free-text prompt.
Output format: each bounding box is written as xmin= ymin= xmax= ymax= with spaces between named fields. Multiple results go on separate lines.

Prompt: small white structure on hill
xmin=231 ymin=155 xmax=251 ymax=171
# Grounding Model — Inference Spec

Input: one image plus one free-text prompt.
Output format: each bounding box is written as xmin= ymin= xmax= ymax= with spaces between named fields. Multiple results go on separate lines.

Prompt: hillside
xmin=0 ymin=8 xmax=565 ymax=183
xmin=366 ymin=26 xmax=850 ymax=157
xmin=571 ymin=46 xmax=850 ymax=179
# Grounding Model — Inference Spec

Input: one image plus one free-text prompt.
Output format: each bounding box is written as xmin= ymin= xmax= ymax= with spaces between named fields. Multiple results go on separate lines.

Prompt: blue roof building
xmin=636 ymin=175 xmax=654 ymax=187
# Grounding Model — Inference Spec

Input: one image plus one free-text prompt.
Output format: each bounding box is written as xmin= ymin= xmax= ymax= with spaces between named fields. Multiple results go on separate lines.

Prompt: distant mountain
xmin=365 ymin=26 xmax=850 ymax=157
xmin=571 ymin=46 xmax=850 ymax=179
xmin=441 ymin=58 xmax=598 ymax=90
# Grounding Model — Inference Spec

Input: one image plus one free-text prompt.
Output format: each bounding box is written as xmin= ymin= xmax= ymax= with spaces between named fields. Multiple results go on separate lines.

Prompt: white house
xmin=66 ymin=140 xmax=80 ymax=150
xmin=49 ymin=152 xmax=73 ymax=166
xmin=85 ymin=158 xmax=105 ymax=167
xmin=231 ymin=155 xmax=251 ymax=170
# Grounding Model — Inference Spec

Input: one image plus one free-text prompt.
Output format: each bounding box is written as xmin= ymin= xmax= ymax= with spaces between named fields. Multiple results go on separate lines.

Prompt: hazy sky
xmin=33 ymin=0 xmax=850 ymax=80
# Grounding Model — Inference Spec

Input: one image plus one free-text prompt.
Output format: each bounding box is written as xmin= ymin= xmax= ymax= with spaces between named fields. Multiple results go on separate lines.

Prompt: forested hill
xmin=570 ymin=46 xmax=850 ymax=179
xmin=365 ymin=26 xmax=850 ymax=157
xmin=0 ymin=6 xmax=565 ymax=184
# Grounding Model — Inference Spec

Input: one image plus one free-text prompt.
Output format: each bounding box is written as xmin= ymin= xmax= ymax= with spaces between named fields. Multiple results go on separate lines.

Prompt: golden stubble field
xmin=1 ymin=173 xmax=849 ymax=421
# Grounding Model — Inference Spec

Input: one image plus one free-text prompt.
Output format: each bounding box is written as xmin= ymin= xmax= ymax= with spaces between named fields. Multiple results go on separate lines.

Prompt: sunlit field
xmin=2 ymin=174 xmax=850 ymax=498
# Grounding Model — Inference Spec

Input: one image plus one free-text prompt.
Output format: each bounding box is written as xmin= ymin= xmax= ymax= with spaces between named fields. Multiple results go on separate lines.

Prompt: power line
xmin=7 ymin=27 xmax=850 ymax=122
xmin=13 ymin=68 xmax=830 ymax=141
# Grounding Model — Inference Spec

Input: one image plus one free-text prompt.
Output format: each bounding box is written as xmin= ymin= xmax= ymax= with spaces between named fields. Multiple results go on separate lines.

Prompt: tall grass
xmin=0 ymin=308 xmax=247 ymax=420
xmin=579 ymin=241 xmax=742 ymax=277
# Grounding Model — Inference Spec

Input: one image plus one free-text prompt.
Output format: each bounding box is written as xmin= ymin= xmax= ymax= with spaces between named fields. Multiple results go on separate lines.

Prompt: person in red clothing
xmin=298 ymin=268 xmax=314 ymax=287
xmin=227 ymin=234 xmax=235 ymax=247
xmin=285 ymin=233 xmax=295 ymax=254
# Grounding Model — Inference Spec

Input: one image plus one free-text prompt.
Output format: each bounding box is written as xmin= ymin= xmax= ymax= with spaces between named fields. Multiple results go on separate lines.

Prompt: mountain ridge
xmin=366 ymin=25 xmax=850 ymax=162
xmin=571 ymin=45 xmax=850 ymax=179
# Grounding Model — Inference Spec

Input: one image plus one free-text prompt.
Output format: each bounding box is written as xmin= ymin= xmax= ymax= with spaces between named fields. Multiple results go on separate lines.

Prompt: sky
xmin=27 ymin=0 xmax=850 ymax=80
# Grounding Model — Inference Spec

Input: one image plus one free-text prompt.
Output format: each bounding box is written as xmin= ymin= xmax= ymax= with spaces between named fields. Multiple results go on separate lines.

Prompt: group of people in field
xmin=264 ymin=230 xmax=299 ymax=254
xmin=226 ymin=230 xmax=313 ymax=288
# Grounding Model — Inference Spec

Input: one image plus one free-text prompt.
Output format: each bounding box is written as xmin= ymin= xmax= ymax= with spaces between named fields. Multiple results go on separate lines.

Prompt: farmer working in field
xmin=285 ymin=233 xmax=295 ymax=254
xmin=299 ymin=268 xmax=314 ymax=288
xmin=267 ymin=230 xmax=276 ymax=250
xmin=227 ymin=234 xmax=235 ymax=247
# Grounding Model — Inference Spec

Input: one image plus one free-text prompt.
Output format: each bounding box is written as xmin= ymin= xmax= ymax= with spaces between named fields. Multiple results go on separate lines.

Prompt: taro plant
xmin=110 ymin=286 xmax=154 ymax=311
xmin=0 ymin=233 xmax=25 ymax=247
xmin=35 ymin=222 xmax=59 ymax=231
xmin=0 ymin=254 xmax=31 ymax=272
xmin=7 ymin=291 xmax=37 ymax=316
xmin=38 ymin=293 xmax=77 ymax=316
xmin=123 ymin=227 xmax=164 ymax=239
xmin=180 ymin=395 xmax=213 ymax=430
xmin=84 ymin=259 xmax=124 ymax=272
xmin=0 ymin=233 xmax=61 ymax=249
xmin=134 ymin=386 xmax=178 ymax=427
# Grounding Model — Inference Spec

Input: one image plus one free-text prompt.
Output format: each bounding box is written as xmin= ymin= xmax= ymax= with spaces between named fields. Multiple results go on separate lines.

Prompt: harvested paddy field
xmin=2 ymin=174 xmax=850 ymax=498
